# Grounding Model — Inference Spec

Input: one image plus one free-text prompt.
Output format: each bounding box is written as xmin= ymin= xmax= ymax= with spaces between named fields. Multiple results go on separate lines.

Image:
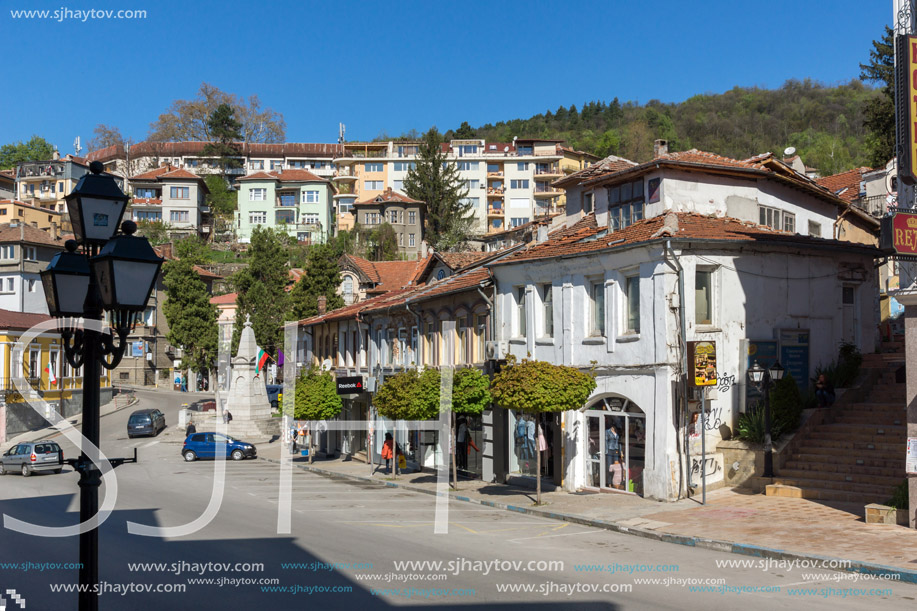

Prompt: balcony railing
xmin=487 ymin=187 xmax=505 ymax=196
xmin=487 ymin=206 xmax=504 ymax=216
xmin=858 ymin=194 xmax=888 ymax=217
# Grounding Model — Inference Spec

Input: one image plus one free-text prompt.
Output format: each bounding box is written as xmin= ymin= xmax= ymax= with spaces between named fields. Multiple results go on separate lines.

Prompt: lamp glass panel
xmin=748 ymin=366 xmax=764 ymax=384
xmin=79 ymin=197 xmax=126 ymax=242
xmin=55 ymin=274 xmax=90 ymax=314
xmin=769 ymin=364 xmax=785 ymax=381
xmin=41 ymin=273 xmax=57 ymax=313
xmin=112 ymin=259 xmax=159 ymax=309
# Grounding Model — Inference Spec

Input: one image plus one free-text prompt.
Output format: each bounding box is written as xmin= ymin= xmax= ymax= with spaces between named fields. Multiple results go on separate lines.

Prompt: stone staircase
xmin=187 ymin=415 xmax=281 ymax=443
xmin=767 ymin=350 xmax=907 ymax=504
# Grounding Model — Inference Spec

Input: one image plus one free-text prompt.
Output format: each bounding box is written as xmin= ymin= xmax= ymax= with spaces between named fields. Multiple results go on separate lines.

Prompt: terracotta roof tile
xmin=370 ymin=260 xmax=426 ymax=293
xmin=438 ymin=251 xmax=491 ymax=271
xmin=0 ymin=223 xmax=63 ymax=247
xmin=89 ymin=142 xmax=346 ymax=163
xmin=0 ymin=308 xmax=53 ymax=331
xmin=193 ymin=265 xmax=223 ymax=280
xmin=554 ymin=154 xmax=638 ymax=187
xmin=816 ymin=168 xmax=870 ymax=203
xmin=236 ymin=169 xmax=326 ymax=183
xmin=210 ymin=292 xmax=237 ymax=305
xmin=355 ymin=188 xmax=423 ymax=205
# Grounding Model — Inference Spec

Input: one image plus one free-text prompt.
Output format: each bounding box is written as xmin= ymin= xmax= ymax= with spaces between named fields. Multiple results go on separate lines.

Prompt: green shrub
xmin=887 ymin=480 xmax=910 ymax=510
xmin=770 ymin=373 xmax=802 ymax=434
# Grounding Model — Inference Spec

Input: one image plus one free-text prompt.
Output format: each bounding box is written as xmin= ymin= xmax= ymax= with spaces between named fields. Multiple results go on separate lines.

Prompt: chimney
xmin=52 ymin=150 xmax=60 ymax=161
xmin=160 ymin=242 xmax=173 ymax=260
xmin=50 ymin=221 xmax=59 ymax=241
xmin=536 ymin=221 xmax=548 ymax=243
xmin=653 ymin=139 xmax=668 ymax=158
xmin=317 ymin=295 xmax=327 ymax=315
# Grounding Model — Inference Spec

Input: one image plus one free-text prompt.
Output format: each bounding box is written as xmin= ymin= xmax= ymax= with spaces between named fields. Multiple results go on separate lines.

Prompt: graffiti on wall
xmin=717 ymin=373 xmax=735 ymax=393
xmin=690 ymin=453 xmax=724 ymax=484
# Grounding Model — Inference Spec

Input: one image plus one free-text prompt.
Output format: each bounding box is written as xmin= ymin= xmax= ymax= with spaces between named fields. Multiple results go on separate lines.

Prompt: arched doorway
xmin=583 ymin=396 xmax=646 ymax=495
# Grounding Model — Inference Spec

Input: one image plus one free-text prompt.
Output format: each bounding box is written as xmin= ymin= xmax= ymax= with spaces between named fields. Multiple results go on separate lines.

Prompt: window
xmin=511 ymin=217 xmax=529 ymax=227
xmin=398 ymin=233 xmax=404 ymax=246
xmin=249 ymin=211 xmax=267 ymax=224
xmin=590 ymin=281 xmax=605 ymax=336
xmin=393 ymin=162 xmax=416 ymax=172
xmin=365 ymin=180 xmax=383 ymax=191
xmin=842 ymin=286 xmax=855 ymax=305
xmin=465 ymin=179 xmax=480 ymax=191
xmin=342 ymin=276 xmax=353 ymax=297
xmin=458 ymin=145 xmax=478 ymax=156
xmin=5 ymin=277 xmax=14 ymax=292
xmin=390 ymin=210 xmax=399 ymax=224
xmin=608 ymin=180 xmax=645 ymax=230
xmin=270 ymin=160 xmax=284 ymax=170
xmin=170 ymin=210 xmax=190 ymax=223
xmin=0 ymin=209 xmax=5 ymax=215
xmin=397 ymin=145 xmax=418 ymax=157
xmin=302 ymin=190 xmax=320 ymax=203
xmin=461 ymin=197 xmax=479 ymax=210
xmin=758 ymin=206 xmax=795 ymax=233
xmin=583 ymin=192 xmax=594 ymax=214
xmin=516 ymin=287 xmax=527 ymax=337
xmin=302 ymin=213 xmax=320 ymax=225
xmin=487 ymin=163 xmax=501 ymax=173
xmin=410 ymin=327 xmax=418 ymax=365
xmin=474 ymin=314 xmax=486 ymax=362
xmin=408 ymin=233 xmax=415 ymax=247
xmin=695 ymin=270 xmax=713 ymax=325
xmin=1 ymin=245 xmax=15 ymax=259
xmin=58 ymin=182 xmax=63 ymax=192
xmin=808 ymin=220 xmax=822 ymax=237
xmin=625 ymin=275 xmax=640 ymax=334
xmin=24 ymin=246 xmax=37 ymax=260
xmin=250 ymin=188 xmax=267 ymax=201
xmin=542 ymin=284 xmax=553 ymax=338
xmin=457 ymin=162 xmax=478 ymax=171
xmin=134 ymin=188 xmax=157 ymax=198
xmin=393 ymin=180 xmax=404 ymax=192
xmin=510 ymin=179 xmax=530 ymax=190
xmin=27 ymin=278 xmax=36 ymax=293
xmin=364 ymin=163 xmax=383 ymax=173
xmin=249 ymin=160 xmax=264 ymax=170
xmin=170 ymin=186 xmax=189 ymax=199
xmin=135 ymin=211 xmax=162 ymax=221
xmin=278 ymin=193 xmax=297 ymax=207
xmin=517 ymin=162 xmax=529 ymax=171
xmin=408 ymin=211 xmax=416 ymax=224
xmin=275 ymin=210 xmax=295 ymax=225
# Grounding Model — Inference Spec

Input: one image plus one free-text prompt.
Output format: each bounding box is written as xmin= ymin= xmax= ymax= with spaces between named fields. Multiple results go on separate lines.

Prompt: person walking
xmin=606 ymin=422 xmax=624 ymax=490
xmin=381 ymin=433 xmax=394 ymax=473
xmin=186 ymin=420 xmax=196 ymax=435
xmin=223 ymin=410 xmax=232 ymax=425
xmin=456 ymin=417 xmax=469 ymax=471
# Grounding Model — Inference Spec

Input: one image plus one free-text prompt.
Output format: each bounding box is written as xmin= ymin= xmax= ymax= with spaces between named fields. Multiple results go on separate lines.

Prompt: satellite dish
xmin=320 ymin=359 xmax=332 ymax=372
xmin=504 ymin=146 xmax=509 ymax=152
xmin=783 ymin=147 xmax=796 ymax=157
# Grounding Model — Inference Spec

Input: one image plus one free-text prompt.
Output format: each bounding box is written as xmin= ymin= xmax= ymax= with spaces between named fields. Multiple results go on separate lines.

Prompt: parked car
xmin=0 ymin=440 xmax=63 ymax=476
xmin=181 ymin=433 xmax=257 ymax=462
xmin=265 ymin=384 xmax=283 ymax=410
xmin=127 ymin=408 xmax=166 ymax=438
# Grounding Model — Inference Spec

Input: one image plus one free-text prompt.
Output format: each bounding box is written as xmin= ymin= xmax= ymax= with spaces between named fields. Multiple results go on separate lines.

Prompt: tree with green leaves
xmin=860 ymin=25 xmax=895 ymax=167
xmin=361 ymin=222 xmax=399 ymax=261
xmin=294 ymin=367 xmax=343 ymax=463
xmin=403 ymin=127 xmax=474 ymax=251
xmin=162 ymin=238 xmax=218 ymax=378
xmin=204 ymin=174 xmax=238 ymax=241
xmin=372 ymin=368 xmax=441 ymax=479
xmin=232 ymin=226 xmax=291 ymax=357
xmin=447 ymin=368 xmax=491 ymax=489
xmin=288 ymin=243 xmax=345 ymax=320
xmin=202 ymin=104 xmax=243 ymax=174
xmin=135 ymin=219 xmax=172 ymax=245
xmin=454 ymin=121 xmax=476 ymax=139
xmin=490 ymin=357 xmax=596 ymax=504
xmin=0 ymin=136 xmax=55 ymax=170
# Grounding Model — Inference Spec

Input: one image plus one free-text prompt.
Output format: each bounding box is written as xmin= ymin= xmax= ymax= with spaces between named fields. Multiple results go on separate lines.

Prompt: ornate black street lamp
xmin=41 ymin=161 xmax=163 ymax=611
xmin=747 ymin=359 xmax=785 ymax=479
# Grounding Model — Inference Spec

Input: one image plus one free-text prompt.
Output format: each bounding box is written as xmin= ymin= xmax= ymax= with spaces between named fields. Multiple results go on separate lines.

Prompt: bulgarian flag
xmin=257 ymin=348 xmax=272 ymax=373
xmin=45 ymin=360 xmax=57 ymax=386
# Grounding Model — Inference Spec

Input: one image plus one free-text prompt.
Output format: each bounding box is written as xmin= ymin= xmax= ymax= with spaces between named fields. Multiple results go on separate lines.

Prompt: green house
xmin=235 ymin=170 xmax=336 ymax=243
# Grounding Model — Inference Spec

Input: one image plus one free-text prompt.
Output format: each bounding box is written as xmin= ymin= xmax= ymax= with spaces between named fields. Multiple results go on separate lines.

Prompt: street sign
xmin=907 ymin=438 xmax=917 ymax=475
xmin=687 ymin=341 xmax=717 ymax=387
xmin=336 ymin=375 xmax=365 ymax=395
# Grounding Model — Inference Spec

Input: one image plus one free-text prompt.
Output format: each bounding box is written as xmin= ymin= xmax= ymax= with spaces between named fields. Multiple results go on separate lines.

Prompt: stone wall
xmin=2 ymin=388 xmax=114 ymax=440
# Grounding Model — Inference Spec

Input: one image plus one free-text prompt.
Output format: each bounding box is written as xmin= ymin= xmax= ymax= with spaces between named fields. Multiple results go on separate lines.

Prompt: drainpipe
xmin=476 ymin=283 xmax=494 ymax=342
xmin=665 ymin=239 xmax=688 ymax=500
xmin=405 ymin=301 xmax=422 ymax=368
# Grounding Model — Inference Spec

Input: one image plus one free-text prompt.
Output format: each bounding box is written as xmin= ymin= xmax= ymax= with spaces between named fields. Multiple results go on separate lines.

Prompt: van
xmin=0 ymin=441 xmax=63 ymax=476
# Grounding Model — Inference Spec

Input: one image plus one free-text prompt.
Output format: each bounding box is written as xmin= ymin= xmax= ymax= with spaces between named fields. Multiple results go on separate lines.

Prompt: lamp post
xmin=41 ymin=161 xmax=164 ymax=611
xmin=747 ymin=360 xmax=785 ymax=479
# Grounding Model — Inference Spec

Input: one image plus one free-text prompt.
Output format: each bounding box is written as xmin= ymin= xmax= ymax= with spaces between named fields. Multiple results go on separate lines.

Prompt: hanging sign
xmin=688 ymin=341 xmax=717 ymax=387
xmin=336 ymin=376 xmax=365 ymax=395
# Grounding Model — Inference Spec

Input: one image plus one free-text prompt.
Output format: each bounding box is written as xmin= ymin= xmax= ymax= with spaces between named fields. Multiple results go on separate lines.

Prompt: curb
xmin=261 ymin=456 xmax=917 ymax=585
xmin=2 ymin=394 xmax=141 ymax=449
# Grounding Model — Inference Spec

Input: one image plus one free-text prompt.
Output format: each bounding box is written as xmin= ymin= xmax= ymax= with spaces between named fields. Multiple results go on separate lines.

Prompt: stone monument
xmin=219 ymin=315 xmax=279 ymax=440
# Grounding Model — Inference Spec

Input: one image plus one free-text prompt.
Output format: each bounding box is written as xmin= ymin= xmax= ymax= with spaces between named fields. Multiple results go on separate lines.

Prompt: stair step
xmin=777 ymin=468 xmax=904 ymax=487
xmin=800 ymin=439 xmax=901 ymax=452
xmin=788 ymin=453 xmax=903 ymax=468
xmin=769 ymin=475 xmax=896 ymax=496
xmin=766 ymin=485 xmax=897 ymax=503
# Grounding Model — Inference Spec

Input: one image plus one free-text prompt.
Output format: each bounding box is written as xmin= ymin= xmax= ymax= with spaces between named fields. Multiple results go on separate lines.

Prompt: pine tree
xmin=232 ymin=226 xmax=291 ymax=356
xmin=162 ymin=249 xmax=218 ymax=375
xmin=403 ymin=127 xmax=474 ymax=252
xmin=201 ymin=103 xmax=243 ymax=174
xmin=288 ymin=243 xmax=345 ymax=320
xmin=860 ymin=25 xmax=895 ymax=166
xmin=454 ymin=121 xmax=476 ymax=139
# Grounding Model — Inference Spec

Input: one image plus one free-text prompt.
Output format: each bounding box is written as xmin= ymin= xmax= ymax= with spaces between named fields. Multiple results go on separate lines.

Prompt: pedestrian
xmin=290 ymin=423 xmax=298 ymax=455
xmin=381 ymin=432 xmax=394 ymax=473
xmin=186 ymin=420 xmax=196 ymax=435
xmin=223 ymin=410 xmax=232 ymax=425
xmin=456 ymin=417 xmax=469 ymax=470
xmin=606 ymin=421 xmax=624 ymax=489
xmin=815 ymin=374 xmax=836 ymax=407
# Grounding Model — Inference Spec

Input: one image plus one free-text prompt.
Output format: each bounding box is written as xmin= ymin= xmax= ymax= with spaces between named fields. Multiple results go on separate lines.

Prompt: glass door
xmin=586 ymin=414 xmax=604 ymax=489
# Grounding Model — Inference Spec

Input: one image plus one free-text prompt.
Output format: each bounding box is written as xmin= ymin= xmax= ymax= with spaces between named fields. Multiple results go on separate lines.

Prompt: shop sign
xmin=779 ymin=329 xmax=810 ymax=390
xmin=336 ymin=376 xmax=365 ymax=395
xmin=891 ymin=212 xmax=917 ymax=255
xmin=687 ymin=341 xmax=717 ymax=387
xmin=907 ymin=438 xmax=917 ymax=475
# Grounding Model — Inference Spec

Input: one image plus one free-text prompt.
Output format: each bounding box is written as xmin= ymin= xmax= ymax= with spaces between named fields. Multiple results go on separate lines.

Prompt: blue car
xmin=181 ymin=433 xmax=257 ymax=462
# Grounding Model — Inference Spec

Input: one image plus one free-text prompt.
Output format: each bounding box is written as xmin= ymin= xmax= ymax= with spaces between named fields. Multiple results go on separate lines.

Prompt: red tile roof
xmin=816 ymin=168 xmax=870 ymax=203
xmin=554 ymin=154 xmax=638 ymax=187
xmin=210 ymin=292 xmax=237 ymax=305
xmin=354 ymin=188 xmax=423 ymax=205
xmin=340 ymin=254 xmax=429 ymax=294
xmin=0 ymin=223 xmax=64 ymax=247
xmin=193 ymin=265 xmax=223 ymax=280
xmin=236 ymin=169 xmax=326 ymax=183
xmin=131 ymin=164 xmax=208 ymax=192
xmin=438 ymin=251 xmax=491 ymax=271
xmin=491 ymin=212 xmax=880 ymax=266
xmin=88 ymin=141 xmax=347 ymax=163
xmin=0 ymin=308 xmax=53 ymax=331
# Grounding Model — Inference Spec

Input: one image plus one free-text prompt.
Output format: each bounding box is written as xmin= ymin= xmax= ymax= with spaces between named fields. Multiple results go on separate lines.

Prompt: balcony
xmin=534 ymin=165 xmax=562 ymax=178
xmin=534 ymin=185 xmax=562 ymax=198
xmin=487 ymin=206 xmax=504 ymax=217
xmin=487 ymin=171 xmax=504 ymax=178
xmin=132 ymin=198 xmax=162 ymax=207
xmin=487 ymin=187 xmax=505 ymax=198
xmin=332 ymin=168 xmax=358 ymax=182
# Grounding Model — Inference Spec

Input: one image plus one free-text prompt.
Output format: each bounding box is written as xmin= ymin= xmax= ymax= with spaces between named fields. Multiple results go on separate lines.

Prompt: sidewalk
xmin=258 ymin=441 xmax=917 ymax=582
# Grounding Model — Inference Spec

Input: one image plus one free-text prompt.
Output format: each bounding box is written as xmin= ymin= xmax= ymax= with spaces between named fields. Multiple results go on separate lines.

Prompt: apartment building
xmin=0 ymin=200 xmax=64 ymax=233
xmin=0 ymin=221 xmax=65 ymax=314
xmin=128 ymin=165 xmax=211 ymax=237
xmin=352 ymin=188 xmax=425 ymax=259
xmin=235 ymin=169 xmax=336 ymax=244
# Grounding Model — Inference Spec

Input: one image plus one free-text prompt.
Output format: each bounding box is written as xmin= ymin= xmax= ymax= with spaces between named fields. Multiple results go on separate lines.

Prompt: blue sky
xmin=0 ymin=0 xmax=891 ymax=153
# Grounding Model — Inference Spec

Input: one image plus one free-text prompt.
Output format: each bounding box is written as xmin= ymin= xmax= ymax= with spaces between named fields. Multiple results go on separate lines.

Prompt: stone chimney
xmin=317 ymin=295 xmax=327 ymax=315
xmin=50 ymin=221 xmax=59 ymax=241
xmin=653 ymin=139 xmax=668 ymax=158
xmin=159 ymin=242 xmax=173 ymax=260
xmin=536 ymin=221 xmax=549 ymax=243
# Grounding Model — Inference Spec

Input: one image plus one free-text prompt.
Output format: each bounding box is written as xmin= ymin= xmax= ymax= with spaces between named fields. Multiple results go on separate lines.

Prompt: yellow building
xmin=0 ymin=200 xmax=65 ymax=233
xmin=0 ymin=309 xmax=112 ymax=443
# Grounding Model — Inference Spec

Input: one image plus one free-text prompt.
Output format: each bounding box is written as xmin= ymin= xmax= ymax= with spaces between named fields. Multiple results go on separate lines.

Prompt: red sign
xmin=892 ymin=212 xmax=917 ymax=254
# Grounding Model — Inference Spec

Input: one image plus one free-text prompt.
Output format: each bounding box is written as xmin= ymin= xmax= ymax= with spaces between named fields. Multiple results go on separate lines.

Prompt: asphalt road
xmin=1 ymin=388 xmax=916 ymax=610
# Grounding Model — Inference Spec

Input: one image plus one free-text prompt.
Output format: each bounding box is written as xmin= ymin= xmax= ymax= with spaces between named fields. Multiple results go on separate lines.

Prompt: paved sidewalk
xmin=258 ymin=441 xmax=917 ymax=581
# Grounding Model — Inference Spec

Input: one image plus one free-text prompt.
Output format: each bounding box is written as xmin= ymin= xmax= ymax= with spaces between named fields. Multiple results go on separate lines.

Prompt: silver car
xmin=0 ymin=440 xmax=63 ymax=476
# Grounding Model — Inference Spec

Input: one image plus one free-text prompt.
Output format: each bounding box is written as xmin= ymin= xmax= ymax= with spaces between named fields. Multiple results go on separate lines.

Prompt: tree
xmin=232 ymin=226 xmax=291 ymax=357
xmin=860 ymin=25 xmax=895 ymax=166
xmin=288 ymin=243 xmax=345 ymax=320
xmin=294 ymin=367 xmax=343 ymax=463
xmin=87 ymin=124 xmax=125 ymax=152
xmin=372 ymin=369 xmax=440 ymax=479
xmin=359 ymin=222 xmax=399 ymax=261
xmin=447 ymin=368 xmax=491 ymax=490
xmin=403 ymin=127 xmax=474 ymax=252
xmin=454 ymin=121 xmax=476 ymax=139
xmin=148 ymin=82 xmax=286 ymax=143
xmin=135 ymin=219 xmax=172 ymax=245
xmin=201 ymin=104 xmax=243 ymax=173
xmin=0 ymin=136 xmax=55 ymax=170
xmin=162 ymin=240 xmax=219 ymax=377
xmin=490 ymin=357 xmax=596 ymax=504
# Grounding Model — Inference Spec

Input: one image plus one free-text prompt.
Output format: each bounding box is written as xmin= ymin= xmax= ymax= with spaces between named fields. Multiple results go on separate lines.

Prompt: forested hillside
xmin=449 ymin=79 xmax=880 ymax=175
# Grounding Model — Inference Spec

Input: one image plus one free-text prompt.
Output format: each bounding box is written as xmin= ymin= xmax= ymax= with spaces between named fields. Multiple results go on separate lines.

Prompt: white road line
xmin=140 ymin=440 xmax=160 ymax=449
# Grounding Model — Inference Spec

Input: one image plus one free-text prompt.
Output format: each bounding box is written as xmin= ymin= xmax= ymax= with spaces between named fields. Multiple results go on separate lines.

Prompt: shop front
xmin=582 ymin=395 xmax=646 ymax=495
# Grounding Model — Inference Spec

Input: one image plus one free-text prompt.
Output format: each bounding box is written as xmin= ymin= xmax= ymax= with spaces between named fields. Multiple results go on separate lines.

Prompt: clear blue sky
xmin=0 ymin=0 xmax=891 ymax=153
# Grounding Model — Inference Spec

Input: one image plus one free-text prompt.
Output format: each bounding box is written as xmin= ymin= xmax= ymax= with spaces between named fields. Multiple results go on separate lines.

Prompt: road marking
xmin=140 ymin=440 xmax=159 ymax=449
xmin=508 ymin=530 xmax=595 ymax=543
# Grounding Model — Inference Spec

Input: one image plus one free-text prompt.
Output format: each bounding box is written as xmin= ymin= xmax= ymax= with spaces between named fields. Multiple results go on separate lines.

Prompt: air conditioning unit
xmin=485 ymin=340 xmax=508 ymax=360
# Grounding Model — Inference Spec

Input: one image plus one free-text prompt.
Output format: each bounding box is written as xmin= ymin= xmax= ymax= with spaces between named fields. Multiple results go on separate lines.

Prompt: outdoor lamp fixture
xmin=746 ymin=360 xmax=784 ymax=479
xmin=43 ymin=161 xmax=161 ymax=611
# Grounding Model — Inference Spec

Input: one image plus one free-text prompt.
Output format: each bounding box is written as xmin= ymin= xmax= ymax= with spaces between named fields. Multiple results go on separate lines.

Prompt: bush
xmin=815 ymin=342 xmax=863 ymax=389
xmin=887 ymin=480 xmax=910 ymax=510
xmin=736 ymin=405 xmax=783 ymax=443
xmin=770 ymin=374 xmax=802 ymax=434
